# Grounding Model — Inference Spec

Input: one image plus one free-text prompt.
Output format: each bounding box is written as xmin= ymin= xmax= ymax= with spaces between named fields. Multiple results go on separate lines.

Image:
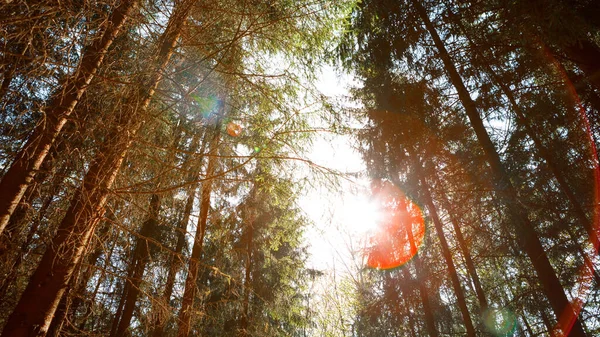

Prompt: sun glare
xmin=339 ymin=193 xmax=382 ymax=236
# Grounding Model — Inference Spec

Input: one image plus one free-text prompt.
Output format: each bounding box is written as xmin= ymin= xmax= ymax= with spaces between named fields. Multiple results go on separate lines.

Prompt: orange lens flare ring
xmin=364 ymin=180 xmax=425 ymax=269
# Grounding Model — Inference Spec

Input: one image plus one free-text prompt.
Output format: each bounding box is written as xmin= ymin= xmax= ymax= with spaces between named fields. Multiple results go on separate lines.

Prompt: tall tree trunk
xmin=176 ymin=125 xmax=221 ymax=337
xmin=431 ymin=173 xmax=488 ymax=311
xmin=411 ymin=158 xmax=476 ymax=337
xmin=239 ymin=215 xmax=254 ymax=337
xmin=0 ymin=141 xmax=62 ymax=257
xmin=151 ymin=131 xmax=207 ymax=337
xmin=110 ymin=194 xmax=160 ymax=337
xmin=403 ymin=260 xmax=438 ymax=337
xmin=0 ymin=158 xmax=69 ymax=300
xmin=51 ymin=216 xmax=115 ymax=336
xmin=76 ymin=226 xmax=121 ymax=333
xmin=400 ymin=194 xmax=439 ymax=337
xmin=521 ymin=314 xmax=536 ymax=337
xmin=410 ymin=1 xmax=588 ymax=335
xmin=0 ymin=0 xmax=138 ymax=235
xmin=447 ymin=8 xmax=596 ymax=246
xmin=151 ymin=187 xmax=195 ymax=337
xmin=0 ymin=2 xmax=195 ymax=335
xmin=48 ymin=209 xmax=116 ymax=337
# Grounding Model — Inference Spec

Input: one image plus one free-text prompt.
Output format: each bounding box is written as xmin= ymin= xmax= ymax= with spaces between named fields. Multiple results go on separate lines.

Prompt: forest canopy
xmin=0 ymin=0 xmax=599 ymax=336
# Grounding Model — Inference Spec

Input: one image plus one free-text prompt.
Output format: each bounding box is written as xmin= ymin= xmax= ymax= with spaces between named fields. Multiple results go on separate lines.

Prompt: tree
xmin=0 ymin=0 xmax=139 ymax=234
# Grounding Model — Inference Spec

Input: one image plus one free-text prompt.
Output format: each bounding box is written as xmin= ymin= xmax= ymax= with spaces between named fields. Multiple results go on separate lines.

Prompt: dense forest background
xmin=0 ymin=0 xmax=599 ymax=336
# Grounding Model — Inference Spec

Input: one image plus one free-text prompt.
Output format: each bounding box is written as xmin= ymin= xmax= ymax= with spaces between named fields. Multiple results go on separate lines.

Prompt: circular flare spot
xmin=365 ymin=180 xmax=425 ymax=269
xmin=226 ymin=122 xmax=242 ymax=137
xmin=483 ymin=308 xmax=517 ymax=336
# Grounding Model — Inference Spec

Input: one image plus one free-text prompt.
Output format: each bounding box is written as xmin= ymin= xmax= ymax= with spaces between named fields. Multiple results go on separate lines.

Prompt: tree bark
xmin=431 ymin=173 xmax=488 ymax=311
xmin=0 ymin=1 xmax=194 ymax=335
xmin=410 ymin=1 xmax=588 ymax=335
xmin=110 ymin=194 xmax=161 ymax=337
xmin=239 ymin=211 xmax=254 ymax=337
xmin=0 ymin=0 xmax=138 ymax=235
xmin=151 ymin=186 xmax=195 ymax=337
xmin=0 ymin=158 xmax=69 ymax=300
xmin=151 ymin=130 xmax=207 ymax=337
xmin=412 ymin=159 xmax=476 ymax=337
xmin=403 ymin=261 xmax=438 ymax=337
xmin=54 ymin=215 xmax=115 ymax=336
xmin=176 ymin=125 xmax=221 ymax=337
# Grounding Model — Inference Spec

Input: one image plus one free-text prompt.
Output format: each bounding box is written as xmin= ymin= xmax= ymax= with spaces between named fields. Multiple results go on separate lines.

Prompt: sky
xmin=298 ymin=64 xmax=379 ymax=272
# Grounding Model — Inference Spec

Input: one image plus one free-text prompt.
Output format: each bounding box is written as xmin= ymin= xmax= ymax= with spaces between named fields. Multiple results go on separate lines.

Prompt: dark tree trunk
xmin=431 ymin=173 xmax=488 ymax=310
xmin=403 ymin=262 xmax=438 ymax=337
xmin=410 ymin=1 xmax=588 ymax=335
xmin=0 ymin=0 xmax=138 ymax=235
xmin=176 ymin=126 xmax=221 ymax=337
xmin=110 ymin=194 xmax=160 ymax=337
xmin=239 ymin=216 xmax=254 ymax=337
xmin=76 ymin=227 xmax=120 ymax=333
xmin=151 ymin=131 xmax=207 ymax=337
xmin=55 ymin=217 xmax=114 ymax=335
xmin=149 ymin=128 xmax=207 ymax=335
xmin=521 ymin=314 xmax=536 ymax=337
xmin=413 ymin=160 xmax=476 ymax=337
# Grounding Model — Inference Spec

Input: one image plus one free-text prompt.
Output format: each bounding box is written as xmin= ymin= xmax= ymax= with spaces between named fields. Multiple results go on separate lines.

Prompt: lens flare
xmin=483 ymin=308 xmax=517 ymax=336
xmin=364 ymin=180 xmax=425 ymax=269
xmin=226 ymin=122 xmax=242 ymax=137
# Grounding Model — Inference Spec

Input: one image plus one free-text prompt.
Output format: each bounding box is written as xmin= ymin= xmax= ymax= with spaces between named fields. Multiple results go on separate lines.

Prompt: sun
xmin=339 ymin=192 xmax=383 ymax=236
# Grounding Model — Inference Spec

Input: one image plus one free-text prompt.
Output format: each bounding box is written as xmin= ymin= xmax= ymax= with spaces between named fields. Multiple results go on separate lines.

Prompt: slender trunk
xmin=76 ymin=228 xmax=120 ymax=333
xmin=402 ymin=196 xmax=438 ymax=337
xmin=151 ymin=186 xmax=195 ymax=337
xmin=521 ymin=314 xmax=535 ymax=337
xmin=151 ymin=131 xmax=207 ymax=337
xmin=403 ymin=263 xmax=438 ymax=337
xmin=47 ymin=215 xmax=111 ymax=337
xmin=45 ymin=285 xmax=72 ymax=337
xmin=405 ymin=299 xmax=418 ymax=337
xmin=412 ymin=159 xmax=476 ymax=337
xmin=0 ymin=143 xmax=60 ymax=257
xmin=0 ymin=183 xmax=37 ymax=254
xmin=177 ymin=126 xmax=221 ymax=337
xmin=410 ymin=1 xmax=587 ymax=335
xmin=239 ymin=210 xmax=255 ymax=337
xmin=431 ymin=173 xmax=488 ymax=310
xmin=389 ymin=175 xmax=438 ymax=337
xmin=0 ymin=0 xmax=138 ymax=234
xmin=55 ymin=219 xmax=114 ymax=335
xmin=110 ymin=195 xmax=160 ymax=337
xmin=0 ymin=67 xmax=15 ymax=102
xmin=111 ymin=126 xmax=182 ymax=336
xmin=540 ymin=309 xmax=557 ymax=336
xmin=0 ymin=185 xmax=36 ymax=272
xmin=0 ymin=2 xmax=194 ymax=335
